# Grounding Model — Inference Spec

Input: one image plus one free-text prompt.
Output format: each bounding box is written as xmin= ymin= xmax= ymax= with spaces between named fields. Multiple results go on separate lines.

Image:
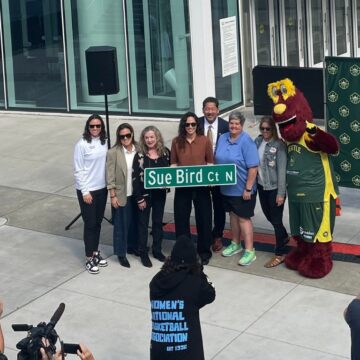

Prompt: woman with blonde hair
xmin=133 ymin=126 xmax=170 ymax=267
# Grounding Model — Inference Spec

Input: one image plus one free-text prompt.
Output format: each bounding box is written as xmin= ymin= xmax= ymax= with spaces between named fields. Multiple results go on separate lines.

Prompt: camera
xmin=12 ymin=303 xmax=80 ymax=360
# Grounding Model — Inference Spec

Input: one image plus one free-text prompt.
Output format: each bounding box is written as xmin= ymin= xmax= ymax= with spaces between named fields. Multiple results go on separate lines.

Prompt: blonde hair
xmin=139 ymin=126 xmax=166 ymax=155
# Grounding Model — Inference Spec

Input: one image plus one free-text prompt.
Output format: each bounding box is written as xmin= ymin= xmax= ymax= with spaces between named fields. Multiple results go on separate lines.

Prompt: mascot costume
xmin=267 ymin=78 xmax=339 ymax=278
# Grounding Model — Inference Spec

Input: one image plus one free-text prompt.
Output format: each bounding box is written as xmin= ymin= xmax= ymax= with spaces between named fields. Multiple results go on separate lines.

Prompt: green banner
xmin=325 ymin=57 xmax=360 ymax=188
xmin=144 ymin=164 xmax=236 ymax=189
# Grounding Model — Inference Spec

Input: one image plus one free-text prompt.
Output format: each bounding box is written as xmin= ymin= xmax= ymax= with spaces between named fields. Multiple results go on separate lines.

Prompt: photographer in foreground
xmin=150 ymin=235 xmax=216 ymax=360
xmin=8 ymin=300 xmax=96 ymax=360
xmin=40 ymin=343 xmax=95 ymax=360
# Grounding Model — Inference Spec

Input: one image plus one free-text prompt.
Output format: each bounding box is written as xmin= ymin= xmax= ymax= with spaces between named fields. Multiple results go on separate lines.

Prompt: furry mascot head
xmin=267 ymin=78 xmax=339 ymax=278
xmin=267 ymin=78 xmax=311 ymax=141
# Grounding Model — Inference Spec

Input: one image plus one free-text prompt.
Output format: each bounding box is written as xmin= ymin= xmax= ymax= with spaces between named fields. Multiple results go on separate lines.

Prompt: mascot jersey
xmin=287 ymin=122 xmax=338 ymax=203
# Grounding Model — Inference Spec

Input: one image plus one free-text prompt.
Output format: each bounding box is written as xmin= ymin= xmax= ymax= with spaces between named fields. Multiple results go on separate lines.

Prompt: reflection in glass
xmin=284 ymin=0 xmax=299 ymax=66
xmin=64 ymin=0 xmax=128 ymax=112
xmin=126 ymin=0 xmax=193 ymax=114
xmin=311 ymin=0 xmax=324 ymax=64
xmin=2 ymin=0 xmax=66 ymax=109
xmin=357 ymin=2 xmax=360 ymax=49
xmin=211 ymin=0 xmax=242 ymax=109
xmin=254 ymin=0 xmax=271 ymax=65
xmin=0 ymin=48 xmax=4 ymax=107
xmin=335 ymin=0 xmax=347 ymax=55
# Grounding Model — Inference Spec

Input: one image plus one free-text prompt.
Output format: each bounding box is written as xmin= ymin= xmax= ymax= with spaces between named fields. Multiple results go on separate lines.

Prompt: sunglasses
xmin=89 ymin=124 xmax=102 ymax=129
xmin=185 ymin=122 xmax=197 ymax=128
xmin=119 ymin=133 xmax=132 ymax=140
xmin=260 ymin=127 xmax=271 ymax=131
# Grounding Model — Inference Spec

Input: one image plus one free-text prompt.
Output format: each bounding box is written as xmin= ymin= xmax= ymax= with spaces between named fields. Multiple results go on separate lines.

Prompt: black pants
xmin=174 ymin=187 xmax=212 ymax=260
xmin=210 ymin=186 xmax=226 ymax=239
xmin=77 ymin=187 xmax=107 ymax=257
xmin=137 ymin=189 xmax=166 ymax=255
xmin=257 ymin=184 xmax=288 ymax=256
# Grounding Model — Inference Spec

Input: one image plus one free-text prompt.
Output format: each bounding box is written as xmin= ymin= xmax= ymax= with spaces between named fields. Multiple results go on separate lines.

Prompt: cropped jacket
xmin=254 ymin=135 xmax=287 ymax=197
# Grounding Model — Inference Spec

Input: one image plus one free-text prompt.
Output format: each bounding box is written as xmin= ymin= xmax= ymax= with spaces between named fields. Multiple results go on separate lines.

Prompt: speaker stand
xmin=65 ymin=93 xmax=113 ymax=230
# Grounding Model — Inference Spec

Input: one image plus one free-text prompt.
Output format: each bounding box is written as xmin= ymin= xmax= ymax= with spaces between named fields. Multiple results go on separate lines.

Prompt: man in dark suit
xmin=198 ymin=97 xmax=229 ymax=252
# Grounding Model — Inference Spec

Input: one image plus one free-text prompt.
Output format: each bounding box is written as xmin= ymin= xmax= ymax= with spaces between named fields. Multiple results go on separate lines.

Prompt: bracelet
xmin=245 ymin=188 xmax=252 ymax=192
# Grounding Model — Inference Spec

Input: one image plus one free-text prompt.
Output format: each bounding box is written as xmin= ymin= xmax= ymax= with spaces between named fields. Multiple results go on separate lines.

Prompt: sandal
xmin=264 ymin=255 xmax=286 ymax=268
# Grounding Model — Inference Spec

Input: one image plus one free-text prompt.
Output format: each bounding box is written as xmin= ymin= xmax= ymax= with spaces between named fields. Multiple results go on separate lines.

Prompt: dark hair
xmin=114 ymin=122 xmax=137 ymax=148
xmin=175 ymin=112 xmax=201 ymax=150
xmin=259 ymin=116 xmax=279 ymax=140
xmin=159 ymin=257 xmax=203 ymax=277
xmin=202 ymin=96 xmax=219 ymax=108
xmin=82 ymin=114 xmax=107 ymax=145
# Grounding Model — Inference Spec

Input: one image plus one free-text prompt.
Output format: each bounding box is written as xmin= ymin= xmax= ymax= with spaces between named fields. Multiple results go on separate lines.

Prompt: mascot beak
xmin=274 ymin=103 xmax=286 ymax=115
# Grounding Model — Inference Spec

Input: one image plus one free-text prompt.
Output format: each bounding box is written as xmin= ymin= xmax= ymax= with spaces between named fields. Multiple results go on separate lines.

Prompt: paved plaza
xmin=0 ymin=111 xmax=360 ymax=359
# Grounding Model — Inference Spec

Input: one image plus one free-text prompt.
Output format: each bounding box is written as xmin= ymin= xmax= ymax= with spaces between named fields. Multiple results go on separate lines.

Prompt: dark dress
xmin=150 ymin=269 xmax=215 ymax=360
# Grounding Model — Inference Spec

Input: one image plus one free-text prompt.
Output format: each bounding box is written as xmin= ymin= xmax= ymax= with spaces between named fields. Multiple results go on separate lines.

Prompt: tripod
xmin=65 ymin=94 xmax=112 ymax=230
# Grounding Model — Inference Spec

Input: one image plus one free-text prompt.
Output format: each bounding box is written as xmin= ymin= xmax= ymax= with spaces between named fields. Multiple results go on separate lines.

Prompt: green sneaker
xmin=222 ymin=241 xmax=242 ymax=257
xmin=238 ymin=249 xmax=256 ymax=266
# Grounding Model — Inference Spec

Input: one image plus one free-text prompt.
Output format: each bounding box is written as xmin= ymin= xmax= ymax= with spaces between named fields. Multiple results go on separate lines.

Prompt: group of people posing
xmin=73 ymin=96 xmax=289 ymax=274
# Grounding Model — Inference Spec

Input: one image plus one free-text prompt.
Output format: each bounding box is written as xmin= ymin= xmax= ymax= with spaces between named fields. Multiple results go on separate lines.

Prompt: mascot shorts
xmin=289 ymin=198 xmax=336 ymax=243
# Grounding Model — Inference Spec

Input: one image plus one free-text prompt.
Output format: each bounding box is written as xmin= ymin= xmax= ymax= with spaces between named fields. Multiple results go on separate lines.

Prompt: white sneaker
xmin=86 ymin=258 xmax=100 ymax=274
xmin=93 ymin=251 xmax=108 ymax=267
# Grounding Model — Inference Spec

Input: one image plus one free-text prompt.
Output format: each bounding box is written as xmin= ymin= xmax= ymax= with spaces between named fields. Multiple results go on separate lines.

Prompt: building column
xmin=188 ymin=0 xmax=216 ymax=114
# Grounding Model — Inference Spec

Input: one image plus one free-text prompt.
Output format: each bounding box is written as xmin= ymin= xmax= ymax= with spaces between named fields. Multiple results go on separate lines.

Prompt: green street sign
xmin=144 ymin=164 xmax=236 ymax=189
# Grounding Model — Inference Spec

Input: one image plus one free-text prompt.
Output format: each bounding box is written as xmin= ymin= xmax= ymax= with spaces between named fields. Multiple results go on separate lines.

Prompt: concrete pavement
xmin=0 ymin=110 xmax=359 ymax=359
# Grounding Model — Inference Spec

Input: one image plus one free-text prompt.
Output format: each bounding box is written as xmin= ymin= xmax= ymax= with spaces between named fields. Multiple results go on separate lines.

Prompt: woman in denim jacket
xmin=255 ymin=116 xmax=289 ymax=268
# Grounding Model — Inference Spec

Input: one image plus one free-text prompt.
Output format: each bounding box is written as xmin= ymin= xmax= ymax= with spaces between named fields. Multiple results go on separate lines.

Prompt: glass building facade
xmin=0 ymin=1 xmax=360 ymax=116
xmin=0 ymin=0 xmax=242 ymax=116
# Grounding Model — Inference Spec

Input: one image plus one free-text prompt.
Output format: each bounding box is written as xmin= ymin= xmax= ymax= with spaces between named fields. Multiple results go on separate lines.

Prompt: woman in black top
xmin=133 ymin=126 xmax=170 ymax=267
xmin=150 ymin=235 xmax=216 ymax=360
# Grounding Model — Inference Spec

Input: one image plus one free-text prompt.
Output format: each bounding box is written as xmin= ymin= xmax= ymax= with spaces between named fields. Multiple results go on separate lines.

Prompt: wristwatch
xmin=245 ymin=188 xmax=252 ymax=192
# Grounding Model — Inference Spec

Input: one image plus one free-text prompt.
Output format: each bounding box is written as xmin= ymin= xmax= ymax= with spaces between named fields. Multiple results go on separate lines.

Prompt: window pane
xmin=2 ymin=0 xmax=66 ymax=109
xmin=253 ymin=0 xmax=271 ymax=65
xmin=285 ymin=0 xmax=299 ymax=66
xmin=311 ymin=0 xmax=324 ymax=64
xmin=0 ymin=48 xmax=4 ymax=107
xmin=211 ymin=0 xmax=242 ymax=109
xmin=126 ymin=0 xmax=193 ymax=115
xmin=64 ymin=0 xmax=128 ymax=113
xmin=357 ymin=1 xmax=360 ymax=49
xmin=335 ymin=0 xmax=347 ymax=55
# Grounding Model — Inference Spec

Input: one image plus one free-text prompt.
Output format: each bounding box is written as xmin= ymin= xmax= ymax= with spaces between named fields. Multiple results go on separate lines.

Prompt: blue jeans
xmin=112 ymin=195 xmax=138 ymax=256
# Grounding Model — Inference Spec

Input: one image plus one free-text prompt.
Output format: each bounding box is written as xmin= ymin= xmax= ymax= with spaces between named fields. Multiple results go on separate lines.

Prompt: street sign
xmin=144 ymin=164 xmax=236 ymax=189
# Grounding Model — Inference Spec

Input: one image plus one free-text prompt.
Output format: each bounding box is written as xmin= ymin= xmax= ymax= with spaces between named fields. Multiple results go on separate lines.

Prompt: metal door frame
xmin=330 ymin=0 xmax=351 ymax=56
xmin=279 ymin=0 xmax=305 ymax=66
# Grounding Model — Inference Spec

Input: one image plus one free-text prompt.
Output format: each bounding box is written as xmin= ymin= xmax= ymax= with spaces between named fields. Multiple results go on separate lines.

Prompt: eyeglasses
xmin=119 ymin=133 xmax=132 ymax=140
xmin=185 ymin=123 xmax=197 ymax=128
xmin=89 ymin=124 xmax=102 ymax=129
xmin=260 ymin=127 xmax=271 ymax=132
